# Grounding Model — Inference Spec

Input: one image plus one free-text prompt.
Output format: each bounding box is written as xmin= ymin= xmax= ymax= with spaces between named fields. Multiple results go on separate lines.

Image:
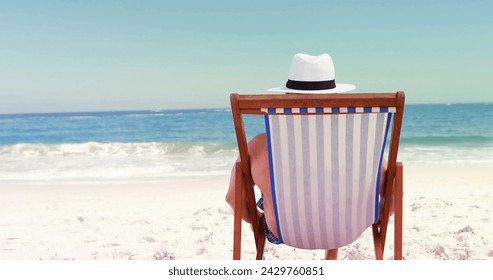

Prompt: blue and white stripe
xmin=264 ymin=107 xmax=392 ymax=249
xmin=263 ymin=107 xmax=396 ymax=114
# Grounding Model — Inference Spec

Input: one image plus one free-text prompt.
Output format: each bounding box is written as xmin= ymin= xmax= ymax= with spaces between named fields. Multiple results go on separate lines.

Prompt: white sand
xmin=1 ymin=163 xmax=492 ymax=260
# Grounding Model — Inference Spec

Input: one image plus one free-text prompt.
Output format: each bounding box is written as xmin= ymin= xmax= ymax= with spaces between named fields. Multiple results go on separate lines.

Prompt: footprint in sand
xmin=197 ymin=232 xmax=214 ymax=244
xmin=218 ymin=208 xmax=233 ymax=215
xmin=5 ymin=237 xmax=19 ymax=240
xmin=456 ymin=226 xmax=474 ymax=234
xmin=195 ymin=246 xmax=206 ymax=255
xmin=191 ymin=225 xmax=208 ymax=231
xmin=193 ymin=208 xmax=215 ymax=216
xmin=131 ymin=219 xmax=151 ymax=225
xmin=153 ymin=250 xmax=175 ymax=260
xmin=144 ymin=237 xmax=156 ymax=243
xmin=103 ymin=242 xmax=121 ymax=247
xmin=431 ymin=244 xmax=450 ymax=259
xmin=410 ymin=203 xmax=421 ymax=211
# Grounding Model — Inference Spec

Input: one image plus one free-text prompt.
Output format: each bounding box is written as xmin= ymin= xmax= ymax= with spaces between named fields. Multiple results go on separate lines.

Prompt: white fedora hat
xmin=269 ymin=53 xmax=355 ymax=94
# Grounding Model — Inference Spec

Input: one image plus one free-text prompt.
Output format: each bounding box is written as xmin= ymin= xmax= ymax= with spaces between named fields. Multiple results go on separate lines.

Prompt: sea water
xmin=1 ymin=103 xmax=492 ymax=183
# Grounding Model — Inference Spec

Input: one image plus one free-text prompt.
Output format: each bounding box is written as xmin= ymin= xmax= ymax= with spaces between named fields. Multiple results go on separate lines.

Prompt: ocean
xmin=1 ymin=103 xmax=492 ymax=183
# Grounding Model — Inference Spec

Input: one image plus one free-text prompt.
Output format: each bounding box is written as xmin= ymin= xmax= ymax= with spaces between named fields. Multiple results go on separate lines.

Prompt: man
xmin=226 ymin=53 xmax=376 ymax=260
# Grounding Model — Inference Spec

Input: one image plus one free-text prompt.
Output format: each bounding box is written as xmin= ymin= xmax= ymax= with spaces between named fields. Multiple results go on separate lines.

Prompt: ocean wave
xmin=0 ymin=156 xmax=235 ymax=182
xmin=0 ymin=142 xmax=238 ymax=182
xmin=0 ymin=142 xmax=238 ymax=158
xmin=66 ymin=116 xmax=100 ymax=120
xmin=2 ymin=140 xmax=493 ymax=182
xmin=398 ymin=145 xmax=493 ymax=163
xmin=400 ymin=135 xmax=492 ymax=146
xmin=126 ymin=113 xmax=166 ymax=118
xmin=0 ymin=118 xmax=17 ymax=123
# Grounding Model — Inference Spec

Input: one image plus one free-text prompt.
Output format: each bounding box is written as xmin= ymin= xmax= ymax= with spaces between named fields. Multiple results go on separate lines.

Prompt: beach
xmin=1 ymin=162 xmax=492 ymax=260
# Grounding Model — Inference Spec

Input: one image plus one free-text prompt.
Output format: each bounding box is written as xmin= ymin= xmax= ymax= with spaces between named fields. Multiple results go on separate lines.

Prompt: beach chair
xmin=230 ymin=92 xmax=405 ymax=260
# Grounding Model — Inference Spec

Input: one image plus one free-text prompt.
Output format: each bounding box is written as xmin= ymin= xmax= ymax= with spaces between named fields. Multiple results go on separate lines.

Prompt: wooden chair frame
xmin=230 ymin=92 xmax=405 ymax=260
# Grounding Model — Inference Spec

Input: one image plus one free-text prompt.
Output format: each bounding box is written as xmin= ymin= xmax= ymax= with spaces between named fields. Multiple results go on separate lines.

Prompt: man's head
xmin=269 ymin=53 xmax=355 ymax=94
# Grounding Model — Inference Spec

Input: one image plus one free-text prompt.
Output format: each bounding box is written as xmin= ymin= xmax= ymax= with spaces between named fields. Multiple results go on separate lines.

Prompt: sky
xmin=1 ymin=0 xmax=492 ymax=113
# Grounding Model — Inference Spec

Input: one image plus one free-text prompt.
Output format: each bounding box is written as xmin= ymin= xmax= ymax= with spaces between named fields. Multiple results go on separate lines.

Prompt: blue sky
xmin=1 ymin=0 xmax=492 ymax=113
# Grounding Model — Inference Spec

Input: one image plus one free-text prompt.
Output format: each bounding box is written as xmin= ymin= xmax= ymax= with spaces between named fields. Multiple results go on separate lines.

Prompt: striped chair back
xmin=263 ymin=106 xmax=394 ymax=249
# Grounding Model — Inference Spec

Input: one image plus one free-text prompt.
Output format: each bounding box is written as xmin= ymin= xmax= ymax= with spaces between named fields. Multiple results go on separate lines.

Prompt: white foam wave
xmin=398 ymin=145 xmax=493 ymax=163
xmin=126 ymin=113 xmax=166 ymax=118
xmin=0 ymin=142 xmax=237 ymax=158
xmin=4 ymin=142 xmax=491 ymax=182
xmin=0 ymin=119 xmax=17 ymax=123
xmin=0 ymin=142 xmax=238 ymax=182
xmin=0 ymin=156 xmax=234 ymax=182
xmin=66 ymin=116 xmax=100 ymax=120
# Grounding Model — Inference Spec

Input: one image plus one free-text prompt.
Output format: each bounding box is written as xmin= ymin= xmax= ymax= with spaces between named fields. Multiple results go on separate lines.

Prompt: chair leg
xmin=256 ymin=218 xmax=266 ymax=260
xmin=233 ymin=162 xmax=266 ymax=260
xmin=372 ymin=225 xmax=384 ymax=260
xmin=325 ymin=249 xmax=338 ymax=260
xmin=233 ymin=163 xmax=244 ymax=260
xmin=373 ymin=163 xmax=403 ymax=260
xmin=243 ymin=181 xmax=264 ymax=260
xmin=233 ymin=219 xmax=242 ymax=259
xmin=394 ymin=163 xmax=403 ymax=260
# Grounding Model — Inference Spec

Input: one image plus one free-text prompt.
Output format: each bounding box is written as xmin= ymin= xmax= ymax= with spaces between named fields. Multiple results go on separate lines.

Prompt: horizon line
xmin=1 ymin=101 xmax=491 ymax=116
